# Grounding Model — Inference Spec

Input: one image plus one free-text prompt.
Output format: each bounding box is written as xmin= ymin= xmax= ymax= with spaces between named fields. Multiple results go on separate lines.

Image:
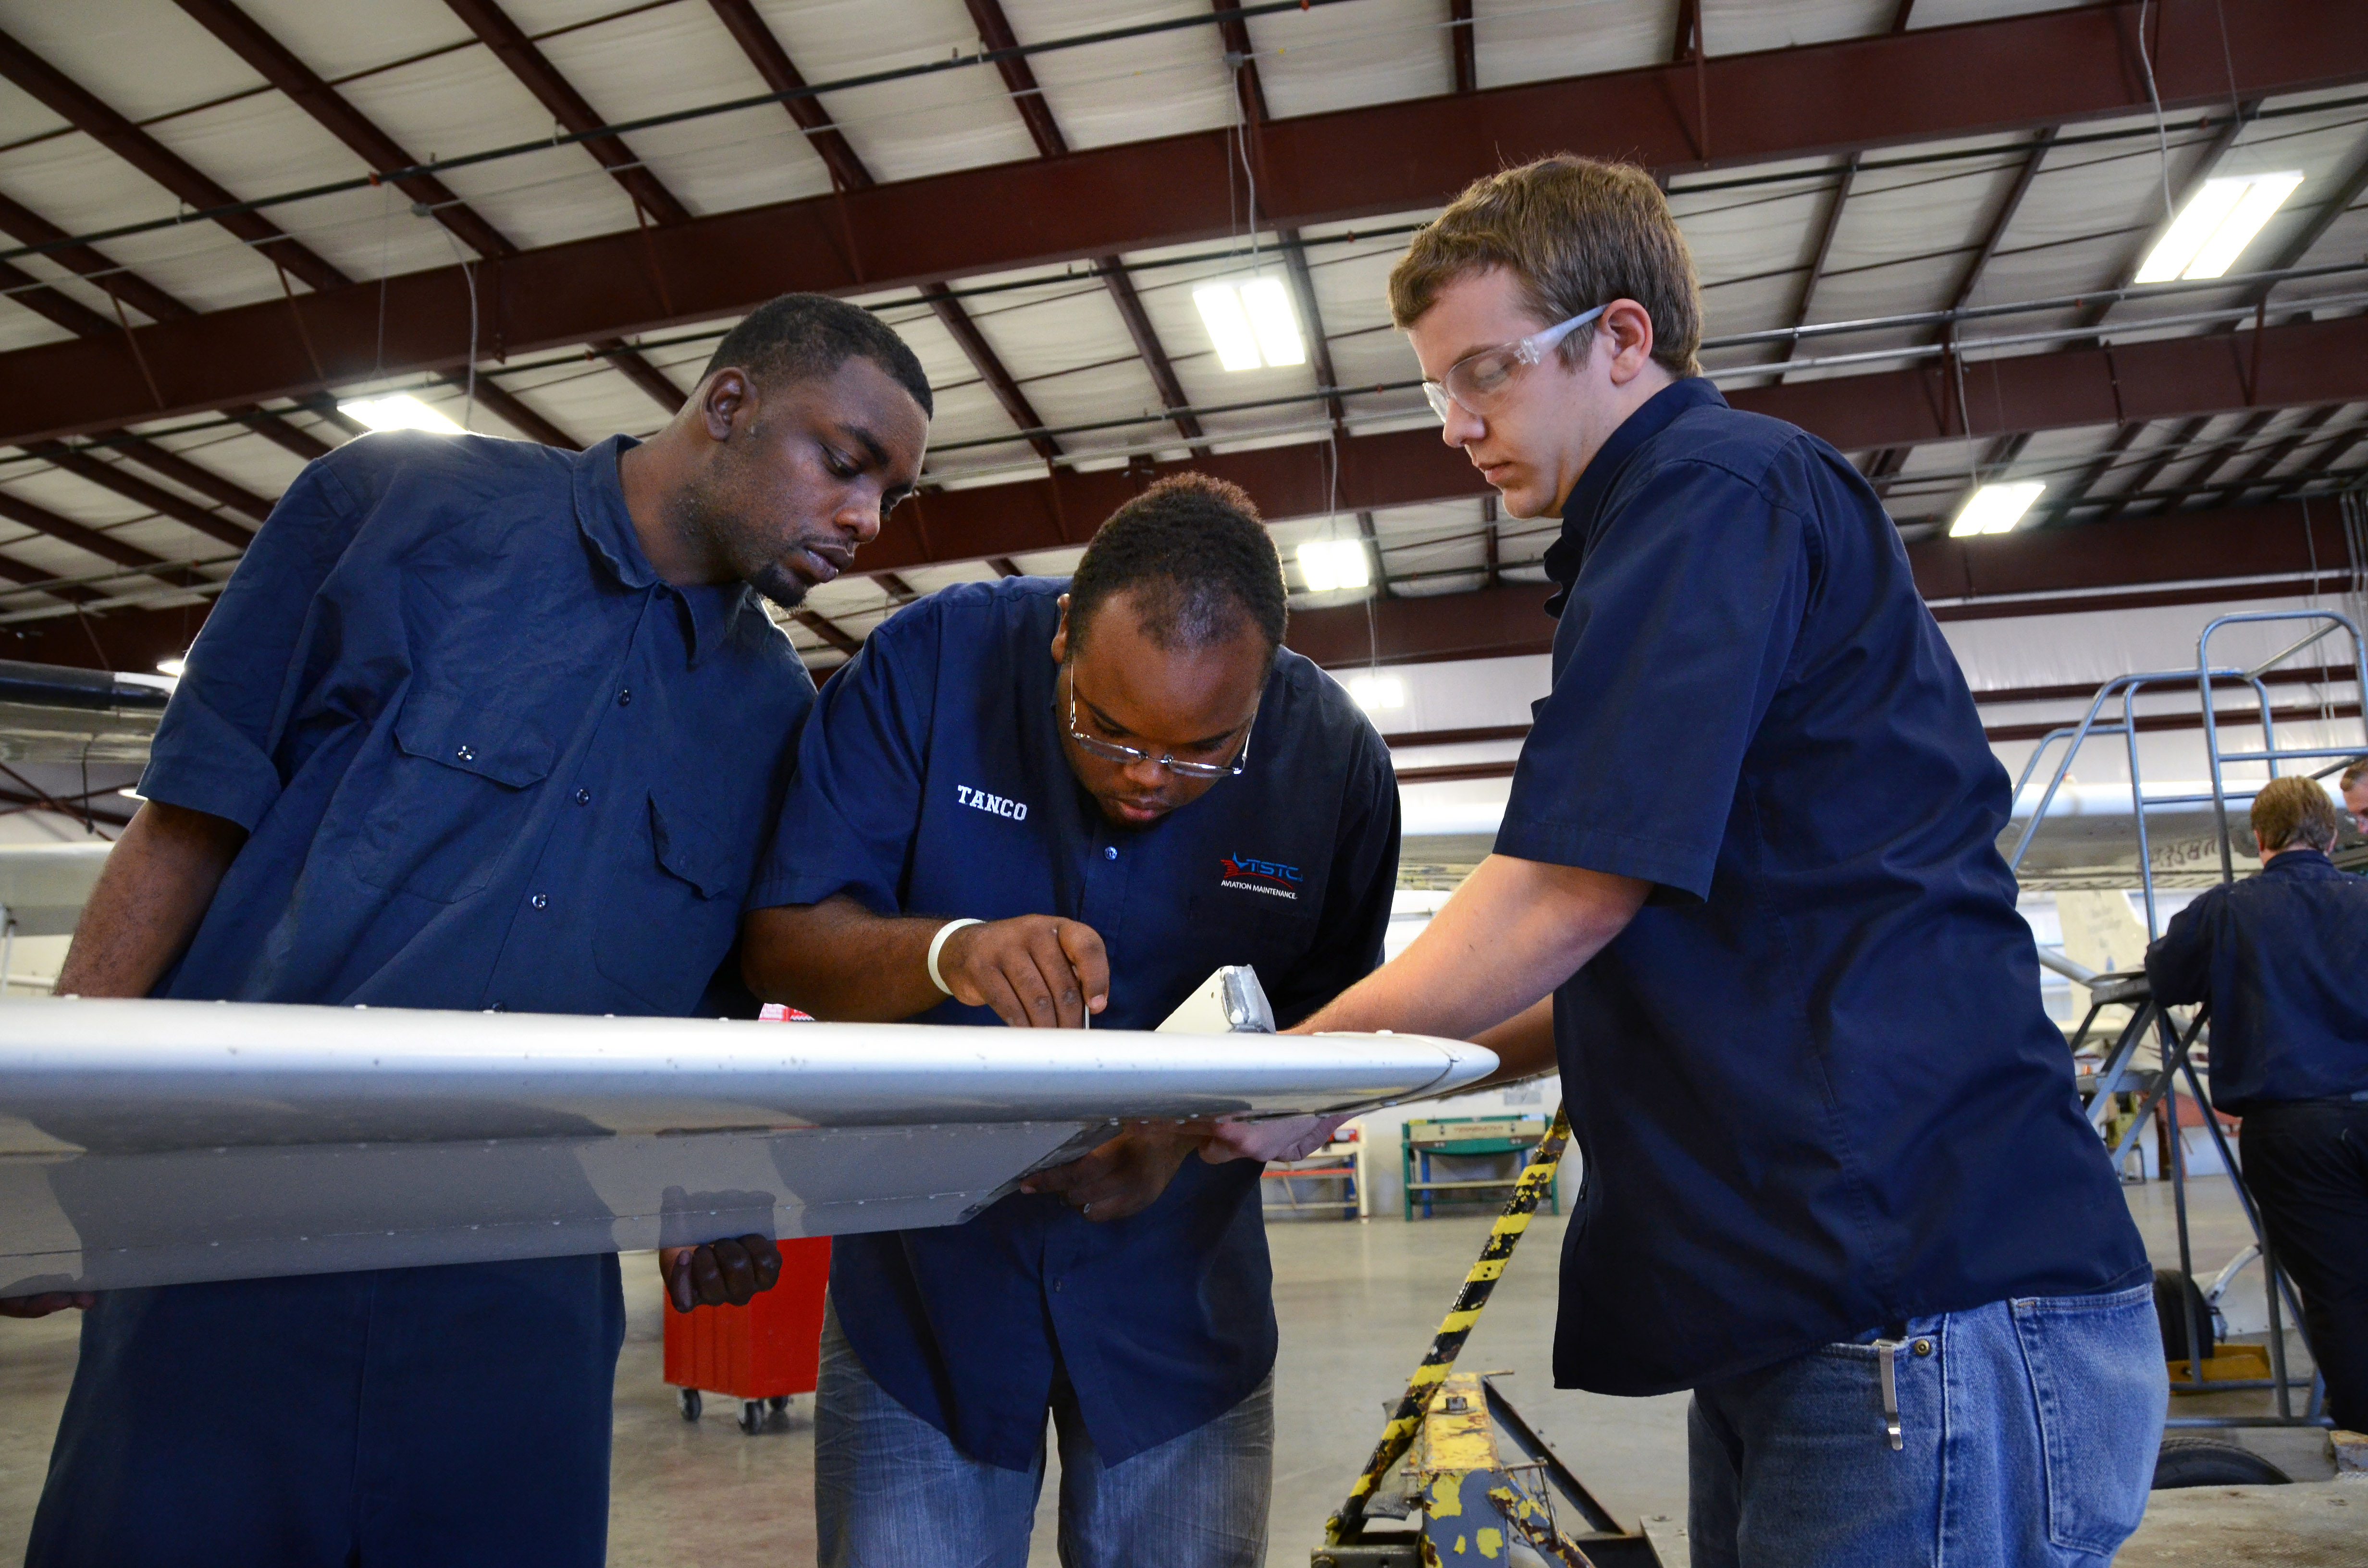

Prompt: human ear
xmin=702 ymin=369 xmax=751 ymax=441
xmin=1049 ymin=594 xmax=1071 ymax=664
xmin=1601 ymin=299 xmax=1657 ymax=385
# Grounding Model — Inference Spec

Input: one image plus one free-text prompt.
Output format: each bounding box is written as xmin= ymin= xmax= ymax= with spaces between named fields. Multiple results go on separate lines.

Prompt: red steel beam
xmin=442 ymin=0 xmax=691 ymax=227
xmin=1209 ymin=0 xmax=1270 ymax=123
xmin=920 ymin=284 xmax=1059 ymax=463
xmin=0 ymin=190 xmax=195 ymax=326
xmin=93 ymin=435 xmax=274 ymax=524
xmin=175 ymin=0 xmax=671 ymax=416
xmin=4 ymin=0 xmax=2356 ymax=443
xmin=0 ymin=261 xmax=116 ymax=339
xmin=967 ymin=0 xmax=1067 ymax=158
xmin=0 ymin=488 xmax=210 ymax=591
xmin=706 ymin=0 xmax=874 ymax=191
xmin=1096 ymin=259 xmax=1206 ymax=453
xmin=0 ymin=190 xmax=329 ymax=461
xmin=21 ymin=442 xmax=255 ymax=548
xmin=0 ymin=25 xmax=347 ymax=294
xmin=854 ymin=308 xmax=2368 ymax=576
xmin=12 ymin=494 xmax=2351 ymax=675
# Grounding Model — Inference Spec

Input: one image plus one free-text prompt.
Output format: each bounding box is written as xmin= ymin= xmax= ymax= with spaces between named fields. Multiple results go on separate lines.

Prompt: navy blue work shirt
xmin=1503 ymin=378 xmax=2147 ymax=1397
xmin=749 ymin=577 xmax=1399 ymax=1468
xmin=2146 ymin=848 xmax=2368 ymax=1114
xmin=144 ymin=431 xmax=810 ymax=1015
xmin=34 ymin=431 xmax=814 ymax=1566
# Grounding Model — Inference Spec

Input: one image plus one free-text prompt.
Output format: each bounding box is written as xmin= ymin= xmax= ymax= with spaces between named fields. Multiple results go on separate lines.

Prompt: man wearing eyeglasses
xmin=1292 ymin=157 xmax=2162 ymax=1566
xmin=739 ymin=473 xmax=1399 ymax=1568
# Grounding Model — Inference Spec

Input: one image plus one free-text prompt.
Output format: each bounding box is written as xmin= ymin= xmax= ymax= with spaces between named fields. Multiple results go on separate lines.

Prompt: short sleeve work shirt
xmin=750 ymin=577 xmax=1400 ymax=1468
xmin=141 ymin=431 xmax=812 ymax=1017
xmin=1502 ymin=379 xmax=2147 ymax=1396
xmin=2146 ymin=848 xmax=2368 ymax=1113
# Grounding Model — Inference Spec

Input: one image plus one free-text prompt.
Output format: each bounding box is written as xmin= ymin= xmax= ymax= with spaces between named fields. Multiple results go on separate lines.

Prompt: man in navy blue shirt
xmin=11 ymin=294 xmax=930 ymax=1566
xmin=2147 ymin=774 xmax=2368 ymax=1431
xmin=740 ymin=475 xmax=1400 ymax=1568
xmin=1293 ymin=157 xmax=2162 ymax=1566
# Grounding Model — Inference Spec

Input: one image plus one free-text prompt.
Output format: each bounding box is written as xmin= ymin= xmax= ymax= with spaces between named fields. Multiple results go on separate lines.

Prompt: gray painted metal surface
xmin=0 ymin=998 xmax=1492 ymax=1296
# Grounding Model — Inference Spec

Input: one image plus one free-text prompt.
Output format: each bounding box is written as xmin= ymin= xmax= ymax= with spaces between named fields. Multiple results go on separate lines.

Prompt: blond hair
xmin=1388 ymin=155 xmax=1703 ymax=378
xmin=2252 ymin=774 xmax=2343 ymax=853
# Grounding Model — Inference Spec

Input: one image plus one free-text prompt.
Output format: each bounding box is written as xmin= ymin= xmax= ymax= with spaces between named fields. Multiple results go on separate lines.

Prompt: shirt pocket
xmin=592 ymin=785 xmax=747 ymax=1013
xmin=355 ymin=686 xmax=555 ymax=904
xmin=1181 ymin=888 xmax=1320 ymax=997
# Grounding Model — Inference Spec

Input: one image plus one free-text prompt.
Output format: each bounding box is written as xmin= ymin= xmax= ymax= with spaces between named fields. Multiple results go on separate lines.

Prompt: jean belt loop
xmin=1875 ymin=1338 xmax=1904 ymax=1452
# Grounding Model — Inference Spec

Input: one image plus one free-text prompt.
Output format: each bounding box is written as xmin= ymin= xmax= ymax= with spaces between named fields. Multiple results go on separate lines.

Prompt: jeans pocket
xmin=2011 ymin=1283 xmax=2164 ymax=1556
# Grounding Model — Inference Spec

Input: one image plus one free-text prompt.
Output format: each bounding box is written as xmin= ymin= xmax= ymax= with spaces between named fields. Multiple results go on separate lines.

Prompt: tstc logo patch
xmin=1220 ymin=853 xmax=1300 ymax=901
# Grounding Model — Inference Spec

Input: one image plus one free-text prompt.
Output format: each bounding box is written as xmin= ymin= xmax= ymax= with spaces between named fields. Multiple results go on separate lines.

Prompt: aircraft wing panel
xmin=0 ymin=999 xmax=1493 ymax=1295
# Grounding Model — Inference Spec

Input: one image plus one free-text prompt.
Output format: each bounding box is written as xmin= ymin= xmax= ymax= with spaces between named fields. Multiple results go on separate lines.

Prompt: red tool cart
xmin=665 ymin=1234 xmax=832 ymax=1434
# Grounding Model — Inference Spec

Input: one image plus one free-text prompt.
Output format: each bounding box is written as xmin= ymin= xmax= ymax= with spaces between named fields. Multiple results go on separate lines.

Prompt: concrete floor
xmin=0 ymin=1177 xmax=2351 ymax=1565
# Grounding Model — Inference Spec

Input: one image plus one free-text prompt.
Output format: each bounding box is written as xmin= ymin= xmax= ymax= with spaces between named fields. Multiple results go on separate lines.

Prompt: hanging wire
xmin=2134 ymin=0 xmax=2179 ymax=228
xmin=443 ymin=230 xmax=481 ymax=432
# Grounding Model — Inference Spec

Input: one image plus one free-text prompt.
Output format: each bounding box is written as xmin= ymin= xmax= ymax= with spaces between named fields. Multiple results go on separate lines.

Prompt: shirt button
xmin=617 ymin=688 xmax=632 ymax=707
xmin=573 ymin=788 xmax=592 ymax=806
xmin=530 ymin=893 xmax=548 ymax=909
xmin=456 ymin=745 xmax=475 ymax=762
xmin=1103 ymin=846 xmax=1117 ymax=860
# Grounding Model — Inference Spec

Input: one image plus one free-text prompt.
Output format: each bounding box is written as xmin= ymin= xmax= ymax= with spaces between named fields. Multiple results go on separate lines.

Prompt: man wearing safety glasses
xmin=738 ymin=473 xmax=1399 ymax=1567
xmin=1294 ymin=156 xmax=2164 ymax=1566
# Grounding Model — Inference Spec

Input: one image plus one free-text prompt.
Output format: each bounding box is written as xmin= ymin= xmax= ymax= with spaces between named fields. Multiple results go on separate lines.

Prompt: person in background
xmin=2337 ymin=755 xmax=2368 ymax=837
xmin=1285 ymin=155 xmax=2163 ymax=1568
xmin=13 ymin=294 xmax=930 ymax=1568
xmin=740 ymin=475 xmax=1400 ymax=1568
xmin=2146 ymin=774 xmax=2368 ymax=1433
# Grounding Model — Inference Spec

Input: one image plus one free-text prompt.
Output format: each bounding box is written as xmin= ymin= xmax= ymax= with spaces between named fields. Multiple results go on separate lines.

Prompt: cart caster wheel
xmin=767 ymin=1395 xmax=790 ymax=1418
xmin=676 ymin=1387 xmax=701 ymax=1422
xmin=738 ymin=1399 xmax=765 ymax=1435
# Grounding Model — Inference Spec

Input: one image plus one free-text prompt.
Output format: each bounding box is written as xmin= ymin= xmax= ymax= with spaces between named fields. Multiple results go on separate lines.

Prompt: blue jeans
xmin=26 ymin=1257 xmax=625 ymax=1568
xmin=1689 ymin=1283 xmax=2164 ymax=1568
xmin=813 ymin=1302 xmax=1271 ymax=1568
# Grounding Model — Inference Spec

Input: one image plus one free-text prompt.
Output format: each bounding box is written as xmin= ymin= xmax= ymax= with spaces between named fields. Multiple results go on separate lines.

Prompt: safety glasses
xmin=1065 ymin=674 xmax=1253 ymax=780
xmin=1421 ymin=303 xmax=1607 ymax=424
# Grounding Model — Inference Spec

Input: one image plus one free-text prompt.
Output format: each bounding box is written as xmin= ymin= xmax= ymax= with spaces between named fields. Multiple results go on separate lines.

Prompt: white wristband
xmin=926 ymin=919 xmax=984 ymax=997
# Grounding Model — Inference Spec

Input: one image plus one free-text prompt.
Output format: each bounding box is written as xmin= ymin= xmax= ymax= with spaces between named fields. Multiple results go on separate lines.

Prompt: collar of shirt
xmin=2263 ymin=846 xmax=2338 ymax=877
xmin=570 ymin=432 xmax=751 ymax=664
xmin=1542 ymin=376 xmax=1729 ymax=614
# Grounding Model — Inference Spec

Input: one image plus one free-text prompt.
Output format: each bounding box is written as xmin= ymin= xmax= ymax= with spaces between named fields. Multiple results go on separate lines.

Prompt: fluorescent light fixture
xmin=2134 ymin=172 xmax=2304 ymax=283
xmin=1348 ymin=674 xmax=1405 ymax=712
xmin=155 ymin=656 xmax=186 ymax=678
xmin=1297 ymin=539 xmax=1372 ymax=592
xmin=1237 ymin=277 xmax=1306 ymax=367
xmin=336 ymin=393 xmax=465 ymax=435
xmin=1949 ymin=480 xmax=2045 ymax=538
xmin=1194 ymin=277 xmax=1305 ymax=370
xmin=1193 ymin=284 xmax=1264 ymax=372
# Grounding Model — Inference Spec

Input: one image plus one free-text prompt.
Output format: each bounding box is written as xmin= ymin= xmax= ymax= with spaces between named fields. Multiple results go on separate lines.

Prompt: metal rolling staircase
xmin=2010 ymin=608 xmax=2367 ymax=1432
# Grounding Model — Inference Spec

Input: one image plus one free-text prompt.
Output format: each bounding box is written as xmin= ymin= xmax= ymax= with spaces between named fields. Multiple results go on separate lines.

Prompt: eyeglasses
xmin=1065 ymin=673 xmax=1253 ymax=780
xmin=1422 ymin=304 xmax=1607 ymax=424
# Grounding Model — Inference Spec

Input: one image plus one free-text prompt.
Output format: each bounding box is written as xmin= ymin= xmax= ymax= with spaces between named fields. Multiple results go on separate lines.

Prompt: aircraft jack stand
xmin=1315 ymin=1110 xmax=1679 ymax=1566
xmin=1313 ymin=1372 xmax=1677 ymax=1568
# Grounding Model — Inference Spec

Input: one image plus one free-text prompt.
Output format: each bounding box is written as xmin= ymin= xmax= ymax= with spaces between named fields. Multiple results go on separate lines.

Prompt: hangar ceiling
xmin=0 ymin=0 xmax=2362 ymax=679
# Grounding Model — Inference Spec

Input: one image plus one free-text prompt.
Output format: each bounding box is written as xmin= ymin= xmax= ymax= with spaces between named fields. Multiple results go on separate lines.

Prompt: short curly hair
xmin=1067 ymin=474 xmax=1286 ymax=660
xmin=700 ymin=292 xmax=932 ymax=416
